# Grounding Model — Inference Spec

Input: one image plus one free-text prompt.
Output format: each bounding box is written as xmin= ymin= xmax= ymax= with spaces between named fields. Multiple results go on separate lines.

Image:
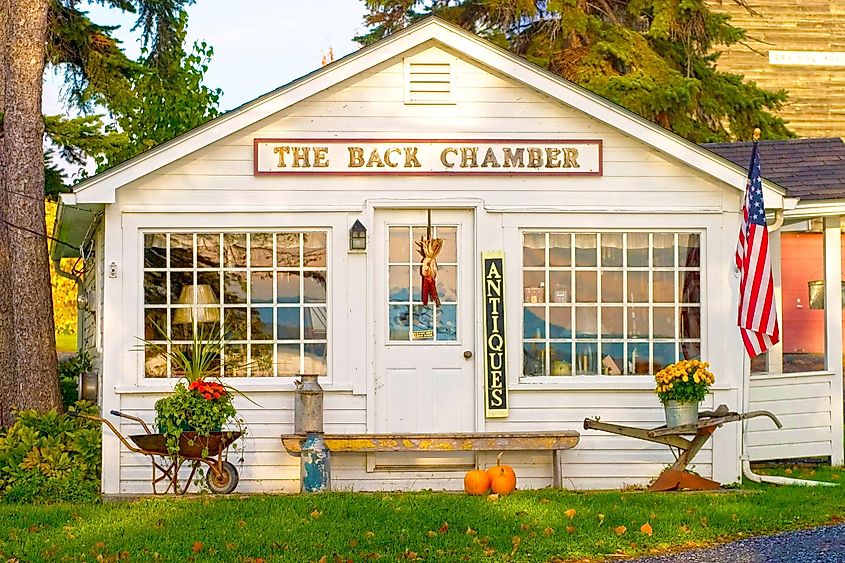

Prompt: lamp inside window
xmin=173 ymin=284 xmax=220 ymax=325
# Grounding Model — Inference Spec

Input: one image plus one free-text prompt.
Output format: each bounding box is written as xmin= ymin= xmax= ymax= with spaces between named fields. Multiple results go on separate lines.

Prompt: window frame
xmin=140 ymin=228 xmax=331 ymax=380
xmin=518 ymin=228 xmax=704 ymax=383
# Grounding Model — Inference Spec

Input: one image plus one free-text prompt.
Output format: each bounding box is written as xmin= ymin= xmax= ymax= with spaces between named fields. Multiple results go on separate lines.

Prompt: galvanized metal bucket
xmin=663 ymin=400 xmax=699 ymax=428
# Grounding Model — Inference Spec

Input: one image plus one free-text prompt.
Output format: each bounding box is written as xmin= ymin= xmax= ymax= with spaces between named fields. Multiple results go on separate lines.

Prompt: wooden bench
xmin=281 ymin=431 xmax=580 ymax=488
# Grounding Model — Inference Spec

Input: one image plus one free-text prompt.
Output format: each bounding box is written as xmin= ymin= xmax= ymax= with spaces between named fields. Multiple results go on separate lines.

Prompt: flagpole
xmin=737 ymin=128 xmax=832 ymax=487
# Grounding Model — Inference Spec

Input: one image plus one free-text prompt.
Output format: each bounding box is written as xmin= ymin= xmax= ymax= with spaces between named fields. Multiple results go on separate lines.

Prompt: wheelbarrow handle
xmin=74 ymin=412 xmax=147 ymax=455
xmin=110 ymin=410 xmax=153 ymax=435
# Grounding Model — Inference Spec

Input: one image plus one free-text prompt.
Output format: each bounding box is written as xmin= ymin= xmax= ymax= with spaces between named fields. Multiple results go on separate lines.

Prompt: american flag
xmin=735 ymin=141 xmax=779 ymax=357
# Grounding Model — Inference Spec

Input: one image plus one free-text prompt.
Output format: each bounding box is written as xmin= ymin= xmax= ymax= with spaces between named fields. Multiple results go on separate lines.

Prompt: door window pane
xmin=387 ymin=224 xmax=460 ymax=342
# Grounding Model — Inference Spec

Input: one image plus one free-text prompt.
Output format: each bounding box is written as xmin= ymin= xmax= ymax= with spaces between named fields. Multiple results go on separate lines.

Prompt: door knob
xmin=463 ymin=350 xmax=473 ymax=359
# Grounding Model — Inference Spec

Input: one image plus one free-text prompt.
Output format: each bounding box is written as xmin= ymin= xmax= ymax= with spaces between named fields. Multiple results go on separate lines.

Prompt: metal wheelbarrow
xmin=81 ymin=410 xmax=241 ymax=495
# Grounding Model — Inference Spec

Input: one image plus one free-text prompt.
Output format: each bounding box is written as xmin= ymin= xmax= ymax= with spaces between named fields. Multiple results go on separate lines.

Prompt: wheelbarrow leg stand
xmin=649 ymin=427 xmax=720 ymax=492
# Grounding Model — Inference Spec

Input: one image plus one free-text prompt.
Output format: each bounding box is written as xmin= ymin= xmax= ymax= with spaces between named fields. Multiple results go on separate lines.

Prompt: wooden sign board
xmin=482 ymin=251 xmax=508 ymax=418
xmin=254 ymin=139 xmax=602 ymax=176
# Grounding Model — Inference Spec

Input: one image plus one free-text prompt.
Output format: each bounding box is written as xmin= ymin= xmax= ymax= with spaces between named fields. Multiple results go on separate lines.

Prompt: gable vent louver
xmin=404 ymin=60 xmax=455 ymax=105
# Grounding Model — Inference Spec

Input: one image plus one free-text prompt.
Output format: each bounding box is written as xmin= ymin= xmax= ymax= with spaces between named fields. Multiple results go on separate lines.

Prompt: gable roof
xmin=704 ymin=138 xmax=845 ymax=202
xmin=62 ymin=16 xmax=786 ymax=206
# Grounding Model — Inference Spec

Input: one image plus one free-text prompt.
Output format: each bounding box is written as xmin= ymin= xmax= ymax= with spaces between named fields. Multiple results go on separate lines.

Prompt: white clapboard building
xmin=52 ymin=17 xmax=844 ymax=494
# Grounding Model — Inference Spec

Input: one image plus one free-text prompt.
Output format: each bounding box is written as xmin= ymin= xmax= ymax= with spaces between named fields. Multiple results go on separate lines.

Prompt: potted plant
xmin=143 ymin=324 xmax=250 ymax=457
xmin=654 ymin=359 xmax=714 ymax=427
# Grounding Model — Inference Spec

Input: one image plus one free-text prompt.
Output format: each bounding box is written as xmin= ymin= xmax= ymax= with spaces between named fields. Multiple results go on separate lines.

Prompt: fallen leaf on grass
xmin=699 ymin=517 xmax=709 ymax=528
xmin=566 ymin=525 xmax=575 ymax=534
xmin=564 ymin=508 xmax=576 ymax=519
xmin=348 ymin=539 xmax=358 ymax=549
xmin=483 ymin=547 xmax=496 ymax=556
xmin=640 ymin=523 xmax=653 ymax=536
xmin=192 ymin=542 xmax=203 ymax=553
xmin=238 ymin=519 xmax=247 ymax=528
xmin=520 ymin=523 xmax=530 ymax=531
xmin=466 ymin=528 xmax=477 ymax=536
xmin=679 ymin=524 xmax=690 ymax=534
xmin=543 ymin=527 xmax=554 ymax=537
xmin=597 ymin=513 xmax=605 ymax=526
xmin=438 ymin=522 xmax=449 ymax=534
xmin=427 ymin=530 xmax=436 ymax=538
xmin=310 ymin=510 xmax=322 ymax=519
xmin=614 ymin=526 xmax=627 ymax=536
xmin=539 ymin=498 xmax=550 ymax=504
xmin=364 ymin=531 xmax=375 ymax=539
xmin=487 ymin=493 xmax=499 ymax=502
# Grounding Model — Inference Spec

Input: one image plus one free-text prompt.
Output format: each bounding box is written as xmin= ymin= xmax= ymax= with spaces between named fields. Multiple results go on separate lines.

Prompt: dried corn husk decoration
xmin=416 ymin=236 xmax=443 ymax=306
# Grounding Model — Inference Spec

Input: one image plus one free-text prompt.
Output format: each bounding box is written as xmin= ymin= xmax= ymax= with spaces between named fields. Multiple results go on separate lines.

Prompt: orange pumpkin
xmin=487 ymin=452 xmax=517 ymax=494
xmin=464 ymin=469 xmax=491 ymax=496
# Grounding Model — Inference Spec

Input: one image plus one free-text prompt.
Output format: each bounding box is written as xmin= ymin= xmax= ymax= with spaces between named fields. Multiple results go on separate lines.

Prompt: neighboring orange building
xmin=707 ymin=137 xmax=845 ymax=372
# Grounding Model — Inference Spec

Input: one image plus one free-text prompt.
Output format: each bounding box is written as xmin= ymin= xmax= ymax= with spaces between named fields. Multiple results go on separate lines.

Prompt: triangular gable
xmin=62 ymin=16 xmax=786 ymax=206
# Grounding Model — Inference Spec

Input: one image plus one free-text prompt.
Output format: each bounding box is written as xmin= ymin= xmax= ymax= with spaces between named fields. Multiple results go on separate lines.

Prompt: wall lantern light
xmin=349 ymin=220 xmax=367 ymax=252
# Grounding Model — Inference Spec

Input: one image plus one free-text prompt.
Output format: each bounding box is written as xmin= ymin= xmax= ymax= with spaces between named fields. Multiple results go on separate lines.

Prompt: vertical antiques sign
xmin=482 ymin=251 xmax=508 ymax=418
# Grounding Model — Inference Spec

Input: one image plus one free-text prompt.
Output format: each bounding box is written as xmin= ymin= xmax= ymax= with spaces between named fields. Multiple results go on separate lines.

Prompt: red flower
xmin=213 ymin=392 xmax=220 ymax=399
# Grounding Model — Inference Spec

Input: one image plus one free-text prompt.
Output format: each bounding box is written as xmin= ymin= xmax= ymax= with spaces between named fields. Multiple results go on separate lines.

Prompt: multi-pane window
xmin=522 ymin=231 xmax=701 ymax=377
xmin=388 ymin=225 xmax=458 ymax=342
xmin=143 ymin=231 xmax=328 ymax=378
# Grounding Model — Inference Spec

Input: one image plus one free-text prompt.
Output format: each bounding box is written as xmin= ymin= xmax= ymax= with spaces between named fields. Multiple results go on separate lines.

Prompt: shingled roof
xmin=703 ymin=137 xmax=845 ymax=201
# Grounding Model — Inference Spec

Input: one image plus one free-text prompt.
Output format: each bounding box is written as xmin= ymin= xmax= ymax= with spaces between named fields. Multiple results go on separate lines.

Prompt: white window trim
xmin=516 ymin=228 xmax=705 ymax=384
xmin=141 ymin=229 xmax=331 ymax=380
xmin=121 ymin=212 xmax=343 ymax=390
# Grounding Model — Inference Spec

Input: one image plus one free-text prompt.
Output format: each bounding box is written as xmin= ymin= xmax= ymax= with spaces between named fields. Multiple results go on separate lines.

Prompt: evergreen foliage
xmin=41 ymin=1 xmax=220 ymax=197
xmin=358 ymin=0 xmax=794 ymax=142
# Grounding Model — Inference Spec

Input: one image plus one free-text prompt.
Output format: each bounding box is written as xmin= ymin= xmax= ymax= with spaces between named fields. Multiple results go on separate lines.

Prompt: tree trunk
xmin=2 ymin=0 xmax=61 ymax=415
xmin=0 ymin=0 xmax=22 ymax=426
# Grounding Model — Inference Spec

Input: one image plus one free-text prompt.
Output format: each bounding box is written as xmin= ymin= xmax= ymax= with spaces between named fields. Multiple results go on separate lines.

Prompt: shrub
xmin=57 ymin=352 xmax=93 ymax=409
xmin=0 ymin=403 xmax=101 ymax=503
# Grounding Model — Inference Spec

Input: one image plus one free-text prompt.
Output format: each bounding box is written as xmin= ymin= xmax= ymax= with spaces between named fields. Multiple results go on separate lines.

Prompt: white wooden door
xmin=374 ymin=209 xmax=476 ymax=438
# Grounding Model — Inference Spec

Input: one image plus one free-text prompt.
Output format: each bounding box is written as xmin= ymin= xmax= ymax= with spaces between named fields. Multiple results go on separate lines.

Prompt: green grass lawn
xmin=1 ymin=482 xmax=844 ymax=562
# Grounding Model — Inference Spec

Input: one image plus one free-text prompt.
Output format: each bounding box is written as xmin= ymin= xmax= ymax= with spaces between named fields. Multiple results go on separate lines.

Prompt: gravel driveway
xmin=624 ymin=523 xmax=845 ymax=562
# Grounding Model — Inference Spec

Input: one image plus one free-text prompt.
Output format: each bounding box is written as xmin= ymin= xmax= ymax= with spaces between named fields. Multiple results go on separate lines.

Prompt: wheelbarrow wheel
xmin=206 ymin=461 xmax=239 ymax=494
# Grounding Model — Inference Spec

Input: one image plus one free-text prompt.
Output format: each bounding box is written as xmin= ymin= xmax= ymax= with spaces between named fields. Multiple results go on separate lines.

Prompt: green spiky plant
xmin=140 ymin=323 xmax=255 ymax=458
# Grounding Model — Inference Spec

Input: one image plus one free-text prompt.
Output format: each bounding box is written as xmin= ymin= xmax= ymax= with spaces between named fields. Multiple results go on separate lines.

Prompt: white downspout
xmin=740 ymin=208 xmax=835 ymax=487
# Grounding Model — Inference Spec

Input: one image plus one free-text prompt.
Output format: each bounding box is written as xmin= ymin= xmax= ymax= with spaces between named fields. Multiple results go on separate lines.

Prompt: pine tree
xmin=0 ymin=0 xmax=207 ymax=419
xmin=358 ymin=0 xmax=794 ymax=143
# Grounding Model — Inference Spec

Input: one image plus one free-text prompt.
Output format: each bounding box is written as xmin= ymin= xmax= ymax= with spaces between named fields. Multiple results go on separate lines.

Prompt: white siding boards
xmin=62 ymin=17 xmax=805 ymax=494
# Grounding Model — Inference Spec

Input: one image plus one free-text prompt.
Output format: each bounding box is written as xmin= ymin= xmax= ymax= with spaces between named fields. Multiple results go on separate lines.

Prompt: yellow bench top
xmin=281 ymin=431 xmax=580 ymax=454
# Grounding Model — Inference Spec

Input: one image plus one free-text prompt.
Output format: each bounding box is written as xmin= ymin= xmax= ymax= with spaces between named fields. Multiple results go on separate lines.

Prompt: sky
xmin=42 ymin=0 xmax=369 ymax=115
